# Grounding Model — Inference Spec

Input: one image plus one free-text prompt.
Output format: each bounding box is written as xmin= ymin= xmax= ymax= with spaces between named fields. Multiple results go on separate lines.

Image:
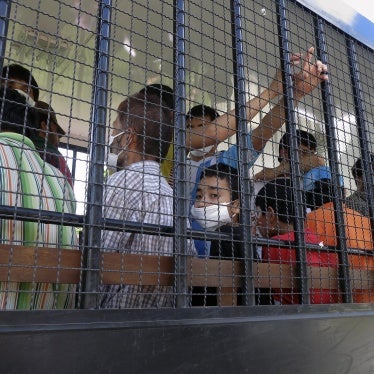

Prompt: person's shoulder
xmin=0 ymin=132 xmax=35 ymax=149
xmin=304 ymin=228 xmax=322 ymax=244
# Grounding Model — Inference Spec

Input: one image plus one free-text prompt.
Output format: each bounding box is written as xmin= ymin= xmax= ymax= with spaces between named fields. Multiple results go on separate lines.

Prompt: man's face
xmin=40 ymin=120 xmax=61 ymax=148
xmin=109 ymin=116 xmax=126 ymax=152
xmin=5 ymin=79 xmax=35 ymax=100
xmin=108 ymin=115 xmax=134 ymax=168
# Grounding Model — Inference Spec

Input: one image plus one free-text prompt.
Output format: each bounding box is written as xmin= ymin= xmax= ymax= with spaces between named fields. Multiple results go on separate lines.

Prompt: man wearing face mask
xmin=100 ymin=91 xmax=196 ymax=309
xmin=1 ymin=64 xmax=39 ymax=106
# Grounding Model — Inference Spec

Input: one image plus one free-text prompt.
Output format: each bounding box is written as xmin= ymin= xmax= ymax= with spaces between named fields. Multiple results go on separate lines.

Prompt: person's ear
xmin=40 ymin=120 xmax=47 ymax=131
xmin=120 ymin=128 xmax=135 ymax=148
xmin=266 ymin=206 xmax=277 ymax=225
xmin=231 ymin=199 xmax=240 ymax=216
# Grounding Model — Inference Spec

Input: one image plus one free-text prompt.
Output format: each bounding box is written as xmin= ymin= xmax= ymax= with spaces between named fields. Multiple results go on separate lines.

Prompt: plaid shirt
xmin=100 ymin=160 xmax=196 ymax=309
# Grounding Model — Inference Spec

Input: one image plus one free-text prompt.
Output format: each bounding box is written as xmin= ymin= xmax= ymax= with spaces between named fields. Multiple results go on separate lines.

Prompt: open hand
xmin=293 ymin=47 xmax=328 ymax=99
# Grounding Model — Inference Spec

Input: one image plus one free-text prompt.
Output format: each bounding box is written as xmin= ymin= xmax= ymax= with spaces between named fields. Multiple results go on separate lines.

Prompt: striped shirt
xmin=0 ymin=132 xmax=78 ymax=310
xmin=100 ymin=160 xmax=196 ymax=309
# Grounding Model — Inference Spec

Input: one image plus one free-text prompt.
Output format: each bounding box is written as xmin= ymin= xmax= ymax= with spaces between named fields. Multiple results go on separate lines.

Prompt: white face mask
xmin=190 ymin=145 xmax=214 ymax=158
xmin=106 ymin=131 xmax=125 ymax=172
xmin=14 ymin=89 xmax=35 ymax=107
xmin=191 ymin=202 xmax=232 ymax=230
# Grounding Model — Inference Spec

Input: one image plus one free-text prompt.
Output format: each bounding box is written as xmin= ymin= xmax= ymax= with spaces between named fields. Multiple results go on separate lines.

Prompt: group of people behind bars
xmin=0 ymin=46 xmax=373 ymax=309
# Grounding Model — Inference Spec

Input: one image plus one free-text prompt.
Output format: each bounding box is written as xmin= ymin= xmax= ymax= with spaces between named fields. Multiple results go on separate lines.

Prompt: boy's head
xmin=351 ymin=154 xmax=374 ymax=192
xmin=194 ymin=163 xmax=240 ymax=220
xmin=255 ymin=178 xmax=298 ymax=238
xmin=186 ymin=105 xmax=220 ymax=160
xmin=2 ymin=64 xmax=39 ymax=103
xmin=278 ymin=130 xmax=317 ymax=163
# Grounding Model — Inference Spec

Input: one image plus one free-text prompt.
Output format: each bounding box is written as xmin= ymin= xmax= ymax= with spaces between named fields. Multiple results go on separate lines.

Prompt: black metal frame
xmin=0 ymin=0 xmax=372 ymax=311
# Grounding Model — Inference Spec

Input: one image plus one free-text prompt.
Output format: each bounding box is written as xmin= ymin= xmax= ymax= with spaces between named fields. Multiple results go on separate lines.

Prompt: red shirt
xmin=262 ymin=229 xmax=339 ymax=304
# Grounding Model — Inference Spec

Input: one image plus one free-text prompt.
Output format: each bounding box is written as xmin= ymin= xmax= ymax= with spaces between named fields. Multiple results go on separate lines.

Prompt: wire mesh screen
xmin=0 ymin=0 xmax=373 ymax=310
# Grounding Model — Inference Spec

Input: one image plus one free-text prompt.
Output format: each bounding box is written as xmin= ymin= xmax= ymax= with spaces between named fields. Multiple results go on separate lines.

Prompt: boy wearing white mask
xmin=191 ymin=163 xmax=242 ymax=258
xmin=191 ymin=163 xmax=261 ymax=306
xmin=191 ymin=163 xmax=271 ymax=306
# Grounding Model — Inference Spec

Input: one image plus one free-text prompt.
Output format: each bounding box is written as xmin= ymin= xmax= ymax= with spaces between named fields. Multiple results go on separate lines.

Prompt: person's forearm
xmin=254 ymin=163 xmax=290 ymax=181
xmin=251 ymin=97 xmax=287 ymax=152
xmin=187 ymin=86 xmax=279 ymax=150
xmin=299 ymin=154 xmax=325 ymax=172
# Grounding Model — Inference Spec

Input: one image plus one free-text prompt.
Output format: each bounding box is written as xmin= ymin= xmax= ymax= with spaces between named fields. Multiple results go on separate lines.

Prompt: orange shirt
xmin=305 ymin=202 xmax=373 ymax=250
xmin=306 ymin=202 xmax=374 ymax=302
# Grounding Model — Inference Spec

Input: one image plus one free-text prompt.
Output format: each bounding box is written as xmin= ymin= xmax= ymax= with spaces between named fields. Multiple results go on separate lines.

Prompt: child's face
xmin=194 ymin=175 xmax=240 ymax=221
xmin=195 ymin=176 xmax=232 ymax=207
xmin=187 ymin=115 xmax=212 ymax=131
xmin=254 ymin=206 xmax=278 ymax=238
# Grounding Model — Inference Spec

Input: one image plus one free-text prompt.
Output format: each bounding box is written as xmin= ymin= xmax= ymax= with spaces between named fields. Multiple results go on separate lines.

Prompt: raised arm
xmin=186 ymin=55 xmax=300 ymax=150
xmin=251 ymin=47 xmax=328 ymax=152
xmin=253 ymin=153 xmax=325 ymax=181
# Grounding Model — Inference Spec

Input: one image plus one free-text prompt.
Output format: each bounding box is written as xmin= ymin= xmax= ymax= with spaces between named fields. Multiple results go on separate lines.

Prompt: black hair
xmin=255 ymin=178 xmax=299 ymax=225
xmin=186 ymin=104 xmax=220 ymax=121
xmin=200 ymin=163 xmax=239 ymax=201
xmin=351 ymin=154 xmax=374 ymax=181
xmin=117 ymin=91 xmax=173 ymax=161
xmin=278 ymin=130 xmax=317 ymax=163
xmin=139 ymin=84 xmax=174 ymax=110
xmin=305 ymin=179 xmax=335 ymax=211
xmin=0 ymin=87 xmax=38 ymax=138
xmin=2 ymin=64 xmax=39 ymax=101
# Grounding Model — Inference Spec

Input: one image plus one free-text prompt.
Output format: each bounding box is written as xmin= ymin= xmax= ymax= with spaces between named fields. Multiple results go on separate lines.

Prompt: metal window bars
xmin=0 ymin=0 xmax=372 ymax=309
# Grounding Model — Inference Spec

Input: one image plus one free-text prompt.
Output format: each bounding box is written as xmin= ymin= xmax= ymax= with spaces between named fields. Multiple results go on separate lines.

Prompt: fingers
xmin=300 ymin=46 xmax=315 ymax=72
xmin=306 ymin=46 xmax=315 ymax=62
xmin=290 ymin=53 xmax=301 ymax=65
xmin=315 ymin=60 xmax=329 ymax=81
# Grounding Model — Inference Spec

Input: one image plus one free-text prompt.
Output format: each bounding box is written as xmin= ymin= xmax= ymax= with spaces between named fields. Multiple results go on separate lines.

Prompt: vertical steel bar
xmin=81 ymin=0 xmax=111 ymax=309
xmin=314 ymin=17 xmax=352 ymax=302
xmin=0 ymin=0 xmax=11 ymax=72
xmin=346 ymin=37 xmax=374 ymax=250
xmin=70 ymin=148 xmax=77 ymax=185
xmin=276 ymin=0 xmax=309 ymax=303
xmin=230 ymin=0 xmax=255 ymax=306
xmin=173 ymin=0 xmax=188 ymax=307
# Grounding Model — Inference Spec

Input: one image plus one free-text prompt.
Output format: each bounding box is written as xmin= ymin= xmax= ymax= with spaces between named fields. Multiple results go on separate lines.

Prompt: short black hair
xmin=186 ymin=104 xmax=220 ymax=121
xmin=117 ymin=91 xmax=173 ymax=161
xmin=278 ymin=130 xmax=317 ymax=163
xmin=255 ymin=178 xmax=299 ymax=225
xmin=200 ymin=163 xmax=239 ymax=201
xmin=139 ymin=84 xmax=174 ymax=110
xmin=2 ymin=64 xmax=39 ymax=101
xmin=0 ymin=87 xmax=38 ymax=137
xmin=351 ymin=154 xmax=374 ymax=180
